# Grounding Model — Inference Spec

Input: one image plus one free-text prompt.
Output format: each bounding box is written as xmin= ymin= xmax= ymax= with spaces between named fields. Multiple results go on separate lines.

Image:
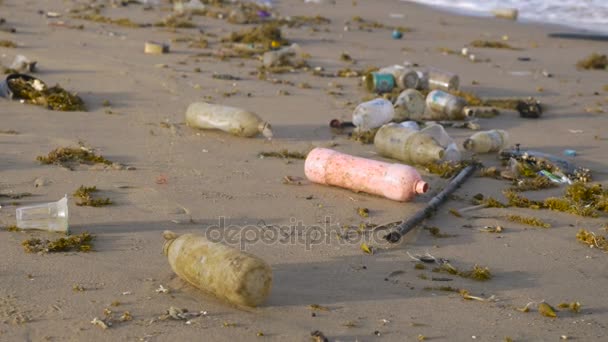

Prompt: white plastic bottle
xmin=186 ymin=102 xmax=273 ymax=139
xmin=352 ymin=98 xmax=394 ymax=131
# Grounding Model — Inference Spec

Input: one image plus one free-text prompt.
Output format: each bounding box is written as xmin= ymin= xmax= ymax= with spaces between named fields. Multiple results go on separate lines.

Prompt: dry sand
xmin=1 ymin=0 xmax=608 ymax=341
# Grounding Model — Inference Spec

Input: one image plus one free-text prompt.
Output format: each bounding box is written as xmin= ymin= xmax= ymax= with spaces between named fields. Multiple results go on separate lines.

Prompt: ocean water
xmin=401 ymin=0 xmax=608 ymax=33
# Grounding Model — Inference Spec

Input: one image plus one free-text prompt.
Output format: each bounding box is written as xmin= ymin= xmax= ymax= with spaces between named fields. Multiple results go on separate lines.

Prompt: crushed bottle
xmin=393 ymin=89 xmax=425 ymax=121
xmin=463 ymin=129 xmax=509 ymax=153
xmin=185 ymin=102 xmax=273 ymax=139
xmin=352 ymin=98 xmax=394 ymax=131
xmin=305 ymin=147 xmax=428 ymax=202
xmin=163 ymin=231 xmax=272 ymax=307
xmin=425 ymin=90 xmax=468 ymax=120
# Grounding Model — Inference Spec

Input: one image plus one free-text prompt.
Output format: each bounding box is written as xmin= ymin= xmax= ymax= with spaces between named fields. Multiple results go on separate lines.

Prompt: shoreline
xmin=399 ymin=0 xmax=608 ymax=35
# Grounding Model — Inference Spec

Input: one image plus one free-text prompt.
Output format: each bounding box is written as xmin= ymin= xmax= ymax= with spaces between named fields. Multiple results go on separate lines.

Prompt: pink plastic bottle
xmin=304 ymin=148 xmax=429 ymax=202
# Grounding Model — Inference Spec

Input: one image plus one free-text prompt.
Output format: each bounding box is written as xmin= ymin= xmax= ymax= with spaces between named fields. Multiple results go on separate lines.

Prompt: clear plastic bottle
xmin=374 ymin=123 xmax=446 ymax=165
xmin=463 ymin=129 xmax=509 ymax=153
xmin=163 ymin=231 xmax=272 ymax=307
xmin=185 ymin=102 xmax=273 ymax=139
xmin=378 ymin=65 xmax=420 ymax=89
xmin=305 ymin=147 xmax=428 ymax=202
xmin=394 ymin=89 xmax=425 ymax=121
xmin=428 ymin=68 xmax=460 ymax=91
xmin=352 ymin=98 xmax=394 ymax=131
xmin=425 ymin=90 xmax=468 ymax=120
xmin=421 ymin=123 xmax=462 ymax=162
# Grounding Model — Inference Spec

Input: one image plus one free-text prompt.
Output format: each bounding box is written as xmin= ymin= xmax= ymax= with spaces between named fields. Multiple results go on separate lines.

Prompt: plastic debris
xmin=185 ymin=102 xmax=273 ymax=139
xmin=16 ymin=196 xmax=69 ymax=233
xmin=163 ymin=231 xmax=272 ymax=307
xmin=305 ymin=147 xmax=428 ymax=202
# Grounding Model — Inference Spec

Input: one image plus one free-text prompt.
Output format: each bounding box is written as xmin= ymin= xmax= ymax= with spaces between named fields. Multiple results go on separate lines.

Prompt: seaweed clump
xmin=155 ymin=14 xmax=196 ymax=28
xmin=72 ymin=14 xmax=142 ymax=28
xmin=22 ymin=233 xmax=94 ymax=253
xmin=434 ymin=263 xmax=492 ymax=281
xmin=576 ymin=53 xmax=607 ymax=70
xmin=73 ymin=186 xmax=112 ymax=207
xmin=576 ymin=229 xmax=608 ymax=251
xmin=7 ymin=77 xmax=85 ymax=111
xmin=258 ymin=149 xmax=308 ymax=159
xmin=470 ymin=40 xmax=517 ymax=49
xmin=506 ymin=214 xmax=550 ymax=228
xmin=423 ymin=161 xmax=468 ymax=179
xmin=509 ymin=176 xmax=556 ymax=192
xmin=0 ymin=40 xmax=17 ymax=48
xmin=225 ymin=23 xmax=288 ymax=50
xmin=37 ymin=147 xmax=113 ymax=169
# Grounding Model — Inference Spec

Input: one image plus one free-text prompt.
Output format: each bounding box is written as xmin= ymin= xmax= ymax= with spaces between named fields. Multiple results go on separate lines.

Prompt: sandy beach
xmin=1 ymin=0 xmax=608 ymax=341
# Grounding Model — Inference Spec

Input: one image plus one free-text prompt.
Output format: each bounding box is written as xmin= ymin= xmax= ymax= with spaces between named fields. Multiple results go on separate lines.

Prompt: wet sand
xmin=1 ymin=0 xmax=607 ymax=341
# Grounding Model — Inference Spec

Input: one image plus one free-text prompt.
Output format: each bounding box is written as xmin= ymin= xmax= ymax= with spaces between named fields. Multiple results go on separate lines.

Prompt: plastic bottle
xmin=378 ymin=65 xmax=420 ymax=89
xmin=163 ymin=230 xmax=272 ymax=307
xmin=463 ymin=129 xmax=509 ymax=153
xmin=421 ymin=123 xmax=462 ymax=162
xmin=393 ymin=89 xmax=425 ymax=121
xmin=425 ymin=90 xmax=467 ymax=120
xmin=305 ymin=148 xmax=428 ymax=202
xmin=262 ymin=43 xmax=302 ymax=67
xmin=428 ymin=68 xmax=460 ymax=91
xmin=352 ymin=98 xmax=394 ymax=131
xmin=185 ymin=102 xmax=273 ymax=139
xmin=374 ymin=123 xmax=446 ymax=165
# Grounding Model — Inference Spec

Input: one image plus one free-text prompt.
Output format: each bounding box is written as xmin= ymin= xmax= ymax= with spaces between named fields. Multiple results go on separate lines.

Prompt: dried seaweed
xmin=22 ymin=233 xmax=94 ymax=253
xmin=224 ymin=23 xmax=287 ymax=50
xmin=506 ymin=214 xmax=550 ymax=228
xmin=2 ymin=225 xmax=21 ymax=232
xmin=7 ymin=77 xmax=85 ymax=111
xmin=434 ymin=263 xmax=492 ymax=281
xmin=424 ymin=226 xmax=456 ymax=238
xmin=538 ymin=302 xmax=557 ymax=318
xmin=576 ymin=229 xmax=608 ymax=251
xmin=577 ymin=53 xmax=607 ymax=70
xmin=423 ymin=161 xmax=468 ymax=179
xmin=356 ymin=207 xmax=369 ymax=218
xmin=0 ymin=39 xmax=17 ymax=48
xmin=503 ymin=190 xmax=543 ymax=209
xmin=258 ymin=149 xmax=307 ymax=159
xmin=72 ymin=14 xmax=141 ymax=28
xmin=37 ymin=147 xmax=112 ymax=169
xmin=509 ymin=176 xmax=556 ymax=192
xmin=470 ymin=40 xmax=518 ymax=49
xmin=558 ymin=302 xmax=582 ymax=313
xmin=155 ymin=14 xmax=196 ymax=28
xmin=73 ymin=185 xmax=112 ymax=207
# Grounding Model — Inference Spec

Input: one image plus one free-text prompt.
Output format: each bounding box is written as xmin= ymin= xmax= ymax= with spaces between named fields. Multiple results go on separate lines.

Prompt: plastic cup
xmin=16 ymin=195 xmax=69 ymax=233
